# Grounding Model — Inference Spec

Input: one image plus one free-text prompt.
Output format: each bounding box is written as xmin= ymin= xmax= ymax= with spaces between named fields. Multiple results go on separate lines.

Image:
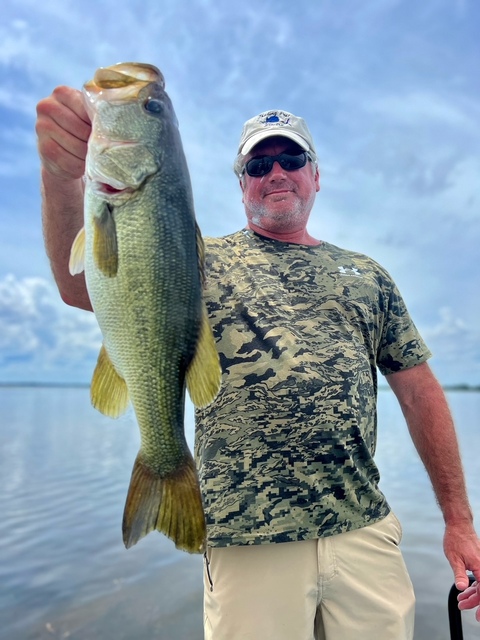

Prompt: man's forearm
xmin=389 ymin=363 xmax=480 ymax=592
xmin=41 ymin=168 xmax=92 ymax=311
xmin=388 ymin=364 xmax=473 ymax=526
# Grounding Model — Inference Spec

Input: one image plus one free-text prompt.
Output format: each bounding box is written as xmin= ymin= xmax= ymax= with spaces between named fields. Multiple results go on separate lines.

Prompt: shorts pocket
xmin=389 ymin=511 xmax=404 ymax=545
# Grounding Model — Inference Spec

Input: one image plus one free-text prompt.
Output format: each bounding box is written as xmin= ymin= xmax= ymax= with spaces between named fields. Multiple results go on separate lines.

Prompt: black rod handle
xmin=448 ymin=574 xmax=476 ymax=640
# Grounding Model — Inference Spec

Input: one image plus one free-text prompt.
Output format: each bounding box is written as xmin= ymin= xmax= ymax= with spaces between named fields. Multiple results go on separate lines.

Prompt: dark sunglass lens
xmin=245 ymin=152 xmax=308 ymax=177
xmin=246 ymin=156 xmax=272 ymax=176
xmin=278 ymin=153 xmax=307 ymax=170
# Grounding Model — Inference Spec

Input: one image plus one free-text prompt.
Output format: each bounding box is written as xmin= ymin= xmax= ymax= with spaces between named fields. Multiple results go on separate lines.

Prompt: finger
xmin=37 ymin=93 xmax=91 ymax=145
xmin=37 ymin=113 xmax=88 ymax=162
xmin=51 ymin=85 xmax=91 ymax=129
xmin=38 ymin=137 xmax=86 ymax=180
xmin=457 ymin=582 xmax=478 ymax=601
xmin=36 ymin=91 xmax=91 ymax=180
xmin=458 ymin=592 xmax=480 ymax=609
xmin=36 ymin=122 xmax=87 ymax=179
xmin=457 ymin=587 xmax=477 ymax=603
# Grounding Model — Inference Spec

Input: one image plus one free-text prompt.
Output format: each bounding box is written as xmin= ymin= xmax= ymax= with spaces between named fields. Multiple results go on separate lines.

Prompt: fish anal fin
xmin=69 ymin=227 xmax=86 ymax=275
xmin=91 ymin=344 xmax=129 ymax=417
xmin=186 ymin=305 xmax=221 ymax=408
xmin=122 ymin=452 xmax=206 ymax=554
xmin=94 ymin=203 xmax=118 ymax=277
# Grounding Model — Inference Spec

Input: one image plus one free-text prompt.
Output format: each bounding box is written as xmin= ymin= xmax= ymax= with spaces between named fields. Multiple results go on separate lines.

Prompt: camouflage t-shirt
xmin=195 ymin=229 xmax=431 ymax=547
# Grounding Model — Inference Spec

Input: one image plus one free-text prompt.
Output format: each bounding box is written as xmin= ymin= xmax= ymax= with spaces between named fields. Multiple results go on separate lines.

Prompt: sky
xmin=0 ymin=0 xmax=479 ymax=385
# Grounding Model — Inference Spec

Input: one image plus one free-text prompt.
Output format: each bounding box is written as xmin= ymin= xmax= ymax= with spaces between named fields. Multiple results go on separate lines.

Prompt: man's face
xmin=240 ymin=136 xmax=320 ymax=235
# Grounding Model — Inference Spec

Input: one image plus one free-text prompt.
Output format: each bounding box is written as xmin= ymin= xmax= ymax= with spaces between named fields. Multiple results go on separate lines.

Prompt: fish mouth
xmin=87 ymin=173 xmax=135 ymax=198
xmin=93 ymin=181 xmax=133 ymax=197
xmin=93 ymin=63 xmax=163 ymax=88
xmin=84 ymin=62 xmax=165 ymax=105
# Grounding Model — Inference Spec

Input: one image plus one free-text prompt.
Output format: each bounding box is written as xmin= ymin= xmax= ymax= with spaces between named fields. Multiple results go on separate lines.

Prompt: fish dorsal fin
xmin=91 ymin=344 xmax=129 ymax=417
xmin=69 ymin=227 xmax=86 ymax=275
xmin=195 ymin=222 xmax=206 ymax=289
xmin=186 ymin=304 xmax=221 ymax=408
xmin=94 ymin=203 xmax=118 ymax=277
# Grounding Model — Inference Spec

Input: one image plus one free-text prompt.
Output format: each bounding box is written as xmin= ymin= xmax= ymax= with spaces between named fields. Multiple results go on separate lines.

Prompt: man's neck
xmin=246 ymin=223 xmax=321 ymax=246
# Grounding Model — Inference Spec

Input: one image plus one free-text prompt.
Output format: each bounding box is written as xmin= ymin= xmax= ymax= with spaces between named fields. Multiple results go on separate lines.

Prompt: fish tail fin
xmin=122 ymin=452 xmax=206 ymax=553
xmin=186 ymin=304 xmax=221 ymax=408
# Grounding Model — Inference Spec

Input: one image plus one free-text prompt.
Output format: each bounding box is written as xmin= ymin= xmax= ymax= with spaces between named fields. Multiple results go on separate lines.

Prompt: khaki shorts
xmin=203 ymin=512 xmax=415 ymax=640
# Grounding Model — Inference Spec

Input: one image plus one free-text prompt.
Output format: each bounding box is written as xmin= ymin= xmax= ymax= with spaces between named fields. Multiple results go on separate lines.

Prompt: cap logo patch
xmin=258 ymin=111 xmax=292 ymax=127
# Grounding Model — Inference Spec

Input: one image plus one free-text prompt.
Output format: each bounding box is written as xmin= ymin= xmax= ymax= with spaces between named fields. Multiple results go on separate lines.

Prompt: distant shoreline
xmin=0 ymin=382 xmax=90 ymax=388
xmin=0 ymin=382 xmax=479 ymax=392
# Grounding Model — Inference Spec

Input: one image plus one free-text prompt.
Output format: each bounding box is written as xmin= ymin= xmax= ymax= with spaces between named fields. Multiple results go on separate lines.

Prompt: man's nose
xmin=268 ymin=160 xmax=287 ymax=178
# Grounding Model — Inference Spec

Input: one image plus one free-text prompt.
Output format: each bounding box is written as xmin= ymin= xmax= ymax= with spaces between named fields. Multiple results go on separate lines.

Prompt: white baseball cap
xmin=233 ymin=110 xmax=317 ymax=177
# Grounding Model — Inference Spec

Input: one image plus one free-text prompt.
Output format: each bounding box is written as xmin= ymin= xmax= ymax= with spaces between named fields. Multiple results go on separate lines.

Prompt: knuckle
xmin=52 ymin=85 xmax=71 ymax=100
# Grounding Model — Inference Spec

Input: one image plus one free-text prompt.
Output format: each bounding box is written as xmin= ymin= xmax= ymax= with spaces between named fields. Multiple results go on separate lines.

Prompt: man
xmin=36 ymin=89 xmax=480 ymax=638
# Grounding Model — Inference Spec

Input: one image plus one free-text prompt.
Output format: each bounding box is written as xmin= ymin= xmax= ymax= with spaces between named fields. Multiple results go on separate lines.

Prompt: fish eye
xmin=144 ymin=98 xmax=164 ymax=114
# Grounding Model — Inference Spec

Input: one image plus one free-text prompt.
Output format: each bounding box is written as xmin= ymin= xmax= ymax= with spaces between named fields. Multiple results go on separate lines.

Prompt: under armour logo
xmin=338 ymin=266 xmax=362 ymax=277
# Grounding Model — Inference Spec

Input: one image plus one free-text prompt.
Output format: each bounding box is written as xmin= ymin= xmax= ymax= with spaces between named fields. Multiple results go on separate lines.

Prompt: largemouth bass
xmin=69 ymin=62 xmax=221 ymax=553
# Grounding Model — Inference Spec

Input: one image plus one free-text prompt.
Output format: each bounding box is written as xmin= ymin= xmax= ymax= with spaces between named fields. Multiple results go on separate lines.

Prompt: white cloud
xmin=0 ymin=126 xmax=38 ymax=177
xmin=366 ymin=91 xmax=477 ymax=130
xmin=0 ymin=274 xmax=100 ymax=381
xmin=0 ymin=87 xmax=36 ymax=117
xmin=422 ymin=307 xmax=480 ymax=384
xmin=425 ymin=307 xmax=467 ymax=340
xmin=0 ymin=0 xmax=478 ymax=385
xmin=0 ymin=18 xmax=31 ymax=66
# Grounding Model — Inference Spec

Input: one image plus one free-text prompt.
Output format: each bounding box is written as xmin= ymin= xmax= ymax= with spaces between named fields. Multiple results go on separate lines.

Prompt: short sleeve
xmin=376 ymin=280 xmax=432 ymax=375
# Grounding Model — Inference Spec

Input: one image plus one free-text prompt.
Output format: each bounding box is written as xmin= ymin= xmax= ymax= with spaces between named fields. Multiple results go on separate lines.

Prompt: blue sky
xmin=0 ymin=0 xmax=479 ymax=385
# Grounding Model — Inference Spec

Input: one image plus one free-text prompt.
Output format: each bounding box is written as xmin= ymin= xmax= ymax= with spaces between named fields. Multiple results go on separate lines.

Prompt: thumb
xmin=454 ymin=566 xmax=480 ymax=591
xmin=450 ymin=558 xmax=470 ymax=591
xmin=455 ymin=572 xmax=470 ymax=591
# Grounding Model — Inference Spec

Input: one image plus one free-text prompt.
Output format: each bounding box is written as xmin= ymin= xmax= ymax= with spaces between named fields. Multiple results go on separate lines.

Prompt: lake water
xmin=0 ymin=387 xmax=479 ymax=639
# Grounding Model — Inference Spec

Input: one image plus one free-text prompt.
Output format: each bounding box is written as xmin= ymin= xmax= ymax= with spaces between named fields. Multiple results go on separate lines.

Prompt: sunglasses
xmin=243 ymin=151 xmax=311 ymax=177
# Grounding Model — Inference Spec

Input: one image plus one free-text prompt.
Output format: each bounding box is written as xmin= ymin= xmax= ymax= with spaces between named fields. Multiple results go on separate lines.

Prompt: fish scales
xmin=69 ymin=62 xmax=221 ymax=553
xmin=87 ymin=198 xmax=197 ymax=470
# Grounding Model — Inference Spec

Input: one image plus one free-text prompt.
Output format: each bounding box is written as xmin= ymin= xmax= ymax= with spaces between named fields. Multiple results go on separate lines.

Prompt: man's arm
xmin=36 ymin=86 xmax=93 ymax=311
xmin=386 ymin=362 xmax=480 ymax=593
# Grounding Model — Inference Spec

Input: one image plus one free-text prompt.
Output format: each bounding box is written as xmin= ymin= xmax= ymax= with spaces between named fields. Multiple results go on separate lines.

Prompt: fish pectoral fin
xmin=69 ymin=227 xmax=86 ymax=275
xmin=122 ymin=452 xmax=206 ymax=554
xmin=186 ymin=304 xmax=221 ymax=408
xmin=91 ymin=344 xmax=129 ymax=417
xmin=93 ymin=202 xmax=118 ymax=277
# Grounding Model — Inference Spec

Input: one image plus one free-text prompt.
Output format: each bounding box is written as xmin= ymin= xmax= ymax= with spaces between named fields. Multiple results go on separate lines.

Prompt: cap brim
xmin=240 ymin=130 xmax=311 ymax=155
